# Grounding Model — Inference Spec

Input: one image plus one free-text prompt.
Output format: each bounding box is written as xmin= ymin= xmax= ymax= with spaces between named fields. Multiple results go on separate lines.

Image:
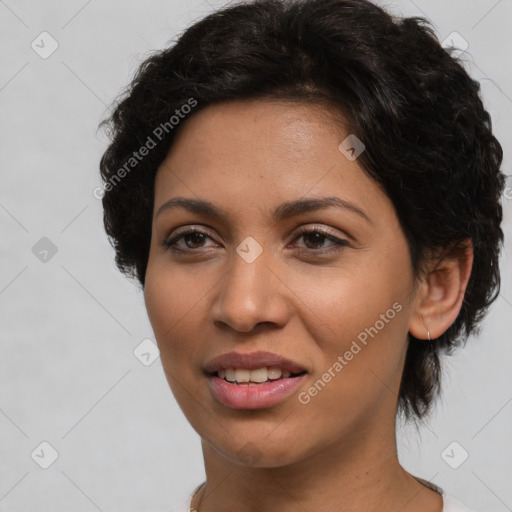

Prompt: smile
xmin=217 ymin=367 xmax=305 ymax=384
xmin=208 ymin=372 xmax=307 ymax=409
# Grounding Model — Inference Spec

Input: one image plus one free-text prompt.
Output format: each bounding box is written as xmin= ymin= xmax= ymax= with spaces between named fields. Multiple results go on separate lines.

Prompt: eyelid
xmin=292 ymin=223 xmax=346 ymax=240
xmin=165 ymin=223 xmax=346 ymax=243
xmin=165 ymin=224 xmax=218 ymax=242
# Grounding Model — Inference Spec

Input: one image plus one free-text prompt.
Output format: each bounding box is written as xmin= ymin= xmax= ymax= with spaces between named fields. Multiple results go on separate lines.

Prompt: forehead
xmin=153 ymin=99 xmax=390 ymax=224
xmin=161 ymin=99 xmax=350 ymax=167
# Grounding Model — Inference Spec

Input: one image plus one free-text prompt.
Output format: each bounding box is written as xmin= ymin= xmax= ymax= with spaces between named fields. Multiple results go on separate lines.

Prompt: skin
xmin=143 ymin=99 xmax=473 ymax=512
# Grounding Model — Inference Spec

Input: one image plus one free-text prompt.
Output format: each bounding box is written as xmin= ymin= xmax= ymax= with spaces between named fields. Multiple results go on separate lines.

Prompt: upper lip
xmin=204 ymin=351 xmax=307 ymax=375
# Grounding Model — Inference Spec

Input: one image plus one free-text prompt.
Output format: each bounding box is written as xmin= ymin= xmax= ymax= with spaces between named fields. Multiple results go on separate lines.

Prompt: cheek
xmin=144 ymin=263 xmax=205 ymax=362
xmin=144 ymin=265 xmax=206 ymax=405
xmin=294 ymin=301 xmax=409 ymax=433
xmin=292 ymin=249 xmax=412 ymax=406
xmin=291 ymin=252 xmax=410 ymax=345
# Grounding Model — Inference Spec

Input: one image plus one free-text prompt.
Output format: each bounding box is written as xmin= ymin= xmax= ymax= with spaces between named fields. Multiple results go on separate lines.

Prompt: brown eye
xmin=301 ymin=231 xmax=329 ymax=249
xmin=292 ymin=228 xmax=349 ymax=253
xmin=182 ymin=232 xmax=208 ymax=249
xmin=164 ymin=228 xmax=218 ymax=251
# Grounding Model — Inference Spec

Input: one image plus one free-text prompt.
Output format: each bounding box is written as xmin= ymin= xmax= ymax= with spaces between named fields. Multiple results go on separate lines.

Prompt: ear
xmin=409 ymin=239 xmax=474 ymax=340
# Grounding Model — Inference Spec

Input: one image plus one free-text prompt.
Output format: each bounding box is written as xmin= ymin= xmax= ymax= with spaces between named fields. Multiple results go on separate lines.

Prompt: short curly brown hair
xmin=98 ymin=0 xmax=506 ymax=421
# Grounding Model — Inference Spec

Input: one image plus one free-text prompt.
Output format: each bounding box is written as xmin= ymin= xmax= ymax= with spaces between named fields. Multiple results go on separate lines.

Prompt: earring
xmin=427 ymin=329 xmax=431 ymax=341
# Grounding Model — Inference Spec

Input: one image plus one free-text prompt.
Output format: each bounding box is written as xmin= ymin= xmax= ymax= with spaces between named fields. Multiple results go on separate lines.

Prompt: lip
xmin=208 ymin=374 xmax=307 ymax=409
xmin=203 ymin=350 xmax=307 ymax=375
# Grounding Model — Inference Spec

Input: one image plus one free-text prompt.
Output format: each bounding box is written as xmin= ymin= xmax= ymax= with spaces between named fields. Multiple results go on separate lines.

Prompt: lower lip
xmin=208 ymin=374 xmax=307 ymax=409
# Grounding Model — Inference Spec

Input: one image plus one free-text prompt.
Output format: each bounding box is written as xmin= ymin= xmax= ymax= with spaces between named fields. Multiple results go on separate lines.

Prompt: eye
xmin=163 ymin=227 xmax=218 ymax=252
xmin=291 ymin=227 xmax=349 ymax=254
xmin=162 ymin=226 xmax=349 ymax=254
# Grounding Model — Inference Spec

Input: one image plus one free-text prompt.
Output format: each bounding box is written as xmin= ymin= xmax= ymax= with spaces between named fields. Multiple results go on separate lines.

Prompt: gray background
xmin=1 ymin=0 xmax=511 ymax=511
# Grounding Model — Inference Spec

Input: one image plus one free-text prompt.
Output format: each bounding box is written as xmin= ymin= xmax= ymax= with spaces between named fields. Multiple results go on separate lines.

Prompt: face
xmin=144 ymin=99 xmax=419 ymax=467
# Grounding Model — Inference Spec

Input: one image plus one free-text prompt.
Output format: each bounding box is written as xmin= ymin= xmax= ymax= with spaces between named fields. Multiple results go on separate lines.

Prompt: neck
xmin=192 ymin=414 xmax=442 ymax=512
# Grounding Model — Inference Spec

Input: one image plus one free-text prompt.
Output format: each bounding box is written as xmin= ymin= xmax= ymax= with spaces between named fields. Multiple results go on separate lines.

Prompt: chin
xmin=200 ymin=427 xmax=314 ymax=469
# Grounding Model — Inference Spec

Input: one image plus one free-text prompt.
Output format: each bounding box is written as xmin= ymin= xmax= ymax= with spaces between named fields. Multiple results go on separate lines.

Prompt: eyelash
xmin=163 ymin=226 xmax=349 ymax=255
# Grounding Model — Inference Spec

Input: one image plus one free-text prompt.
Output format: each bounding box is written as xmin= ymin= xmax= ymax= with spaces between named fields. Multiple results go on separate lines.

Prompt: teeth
xmin=268 ymin=367 xmax=282 ymax=379
xmin=216 ymin=366 xmax=297 ymax=384
xmin=249 ymin=367 xmax=268 ymax=383
xmin=235 ymin=369 xmax=250 ymax=383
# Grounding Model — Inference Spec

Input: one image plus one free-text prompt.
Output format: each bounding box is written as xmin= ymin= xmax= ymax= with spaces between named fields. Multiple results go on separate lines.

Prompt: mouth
xmin=204 ymin=351 xmax=308 ymax=409
xmin=212 ymin=367 xmax=307 ymax=385
xmin=204 ymin=350 xmax=307 ymax=376
xmin=207 ymin=370 xmax=308 ymax=409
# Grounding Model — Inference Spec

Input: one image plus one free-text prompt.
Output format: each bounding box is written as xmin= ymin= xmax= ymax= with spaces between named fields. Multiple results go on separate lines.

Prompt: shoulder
xmin=168 ymin=497 xmax=193 ymax=512
xmin=413 ymin=476 xmax=481 ymax=512
xmin=167 ymin=497 xmax=192 ymax=512
xmin=442 ymin=493 xmax=482 ymax=512
xmin=168 ymin=481 xmax=205 ymax=512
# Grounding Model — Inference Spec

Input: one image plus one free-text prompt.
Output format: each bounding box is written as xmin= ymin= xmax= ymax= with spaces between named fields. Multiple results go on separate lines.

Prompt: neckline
xmin=189 ymin=476 xmax=445 ymax=510
xmin=413 ymin=475 xmax=444 ymax=495
xmin=413 ymin=476 xmax=445 ymax=511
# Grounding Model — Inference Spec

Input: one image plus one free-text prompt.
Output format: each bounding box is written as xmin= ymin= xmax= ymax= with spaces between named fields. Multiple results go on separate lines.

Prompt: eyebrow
xmin=156 ymin=196 xmax=371 ymax=224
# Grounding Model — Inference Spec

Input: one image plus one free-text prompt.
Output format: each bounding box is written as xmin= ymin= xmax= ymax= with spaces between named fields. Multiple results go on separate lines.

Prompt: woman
xmin=98 ymin=0 xmax=506 ymax=510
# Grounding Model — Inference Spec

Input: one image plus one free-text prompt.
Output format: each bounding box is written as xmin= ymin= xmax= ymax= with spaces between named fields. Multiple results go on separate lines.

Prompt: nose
xmin=211 ymin=247 xmax=291 ymax=334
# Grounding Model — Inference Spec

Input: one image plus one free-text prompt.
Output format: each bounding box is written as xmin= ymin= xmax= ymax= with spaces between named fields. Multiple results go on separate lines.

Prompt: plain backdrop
xmin=1 ymin=0 xmax=511 ymax=511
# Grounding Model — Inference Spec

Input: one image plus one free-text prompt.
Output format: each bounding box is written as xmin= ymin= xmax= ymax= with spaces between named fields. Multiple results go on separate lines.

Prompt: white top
xmin=170 ymin=478 xmax=480 ymax=511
